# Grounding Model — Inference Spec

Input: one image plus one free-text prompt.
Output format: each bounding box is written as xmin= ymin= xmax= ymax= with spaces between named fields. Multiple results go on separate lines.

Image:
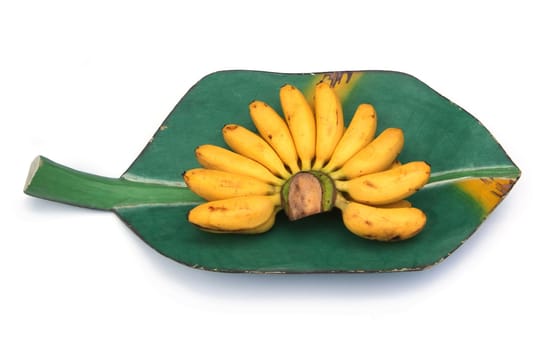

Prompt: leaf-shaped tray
xmin=24 ymin=70 xmax=520 ymax=273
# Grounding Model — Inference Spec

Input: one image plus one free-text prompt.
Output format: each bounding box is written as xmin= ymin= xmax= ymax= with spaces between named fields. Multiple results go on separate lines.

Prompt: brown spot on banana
xmin=364 ymin=180 xmax=377 ymax=189
xmin=207 ymin=205 xmax=227 ymax=212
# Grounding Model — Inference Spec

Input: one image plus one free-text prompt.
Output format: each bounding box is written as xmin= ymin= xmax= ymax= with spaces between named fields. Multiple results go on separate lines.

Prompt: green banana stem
xmin=281 ymin=171 xmax=336 ymax=220
xmin=24 ymin=156 xmax=202 ymax=210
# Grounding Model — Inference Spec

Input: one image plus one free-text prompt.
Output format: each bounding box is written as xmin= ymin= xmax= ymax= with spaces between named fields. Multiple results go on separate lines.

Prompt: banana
xmin=187 ymin=194 xmax=281 ymax=234
xmin=322 ymin=103 xmax=377 ymax=173
xmin=335 ymin=161 xmax=430 ymax=205
xmin=335 ymin=194 xmax=426 ymax=241
xmin=195 ymin=144 xmax=283 ymax=186
xmin=191 ymin=208 xmax=281 ymax=234
xmin=313 ymin=81 xmax=344 ymax=170
xmin=330 ymin=128 xmax=404 ymax=180
xmin=183 ymin=168 xmax=279 ymax=201
xmin=249 ymin=101 xmax=300 ymax=173
xmin=222 ymin=124 xmax=292 ymax=179
xmin=279 ymin=84 xmax=315 ymax=170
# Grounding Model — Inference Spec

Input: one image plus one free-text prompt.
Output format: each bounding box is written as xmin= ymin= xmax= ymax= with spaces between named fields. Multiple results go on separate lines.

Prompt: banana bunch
xmin=184 ymin=82 xmax=430 ymax=241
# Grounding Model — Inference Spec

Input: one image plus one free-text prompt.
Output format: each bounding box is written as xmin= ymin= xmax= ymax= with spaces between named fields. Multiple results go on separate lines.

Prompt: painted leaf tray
xmin=24 ymin=70 xmax=521 ymax=273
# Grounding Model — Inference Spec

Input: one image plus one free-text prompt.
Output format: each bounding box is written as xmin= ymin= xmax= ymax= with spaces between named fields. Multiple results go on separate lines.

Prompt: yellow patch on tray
xmin=457 ymin=178 xmax=516 ymax=215
xmin=305 ymin=71 xmax=364 ymax=105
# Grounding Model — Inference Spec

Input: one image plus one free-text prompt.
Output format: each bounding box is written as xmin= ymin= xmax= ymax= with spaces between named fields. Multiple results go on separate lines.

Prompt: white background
xmin=1 ymin=1 xmax=543 ymax=349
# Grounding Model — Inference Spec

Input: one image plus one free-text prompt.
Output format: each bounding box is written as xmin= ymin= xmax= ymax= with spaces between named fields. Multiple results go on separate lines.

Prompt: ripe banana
xmin=330 ymin=128 xmax=404 ymax=180
xmin=198 ymin=207 xmax=281 ymax=234
xmin=322 ymin=103 xmax=377 ymax=173
xmin=335 ymin=161 xmax=431 ymax=205
xmin=195 ymin=144 xmax=283 ymax=186
xmin=335 ymin=194 xmax=426 ymax=241
xmin=279 ymin=84 xmax=315 ymax=170
xmin=313 ymin=81 xmax=344 ymax=170
xmin=249 ymin=101 xmax=300 ymax=174
xmin=187 ymin=194 xmax=281 ymax=234
xmin=222 ymin=124 xmax=292 ymax=179
xmin=183 ymin=168 xmax=278 ymax=201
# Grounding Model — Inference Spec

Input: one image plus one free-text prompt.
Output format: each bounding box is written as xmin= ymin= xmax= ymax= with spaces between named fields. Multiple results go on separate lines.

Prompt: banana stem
xmin=333 ymin=179 xmax=348 ymax=192
xmin=334 ymin=193 xmax=350 ymax=211
xmin=24 ymin=156 xmax=202 ymax=210
xmin=280 ymin=171 xmax=336 ymax=220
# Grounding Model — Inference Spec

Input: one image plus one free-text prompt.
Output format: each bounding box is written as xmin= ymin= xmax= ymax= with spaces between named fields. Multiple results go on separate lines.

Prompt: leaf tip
xmin=24 ymin=156 xmax=44 ymax=193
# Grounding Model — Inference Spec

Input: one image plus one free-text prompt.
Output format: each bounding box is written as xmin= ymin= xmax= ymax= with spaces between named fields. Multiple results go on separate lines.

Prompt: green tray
xmin=24 ymin=70 xmax=520 ymax=273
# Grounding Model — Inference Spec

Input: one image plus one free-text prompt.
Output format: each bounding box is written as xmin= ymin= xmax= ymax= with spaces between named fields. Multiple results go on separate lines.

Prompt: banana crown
xmin=185 ymin=81 xmax=430 ymax=241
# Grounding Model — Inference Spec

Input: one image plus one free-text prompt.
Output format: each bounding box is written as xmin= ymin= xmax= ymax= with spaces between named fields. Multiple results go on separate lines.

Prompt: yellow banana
xmin=183 ymin=168 xmax=279 ymax=201
xmin=188 ymin=194 xmax=281 ymax=234
xmin=322 ymin=103 xmax=377 ymax=173
xmin=313 ymin=81 xmax=344 ymax=170
xmin=249 ymin=101 xmax=300 ymax=173
xmin=330 ymin=128 xmax=404 ymax=180
xmin=195 ymin=144 xmax=283 ymax=186
xmin=335 ymin=161 xmax=430 ymax=205
xmin=191 ymin=208 xmax=281 ymax=234
xmin=335 ymin=194 xmax=426 ymax=241
xmin=222 ymin=124 xmax=292 ymax=179
xmin=279 ymin=84 xmax=315 ymax=170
